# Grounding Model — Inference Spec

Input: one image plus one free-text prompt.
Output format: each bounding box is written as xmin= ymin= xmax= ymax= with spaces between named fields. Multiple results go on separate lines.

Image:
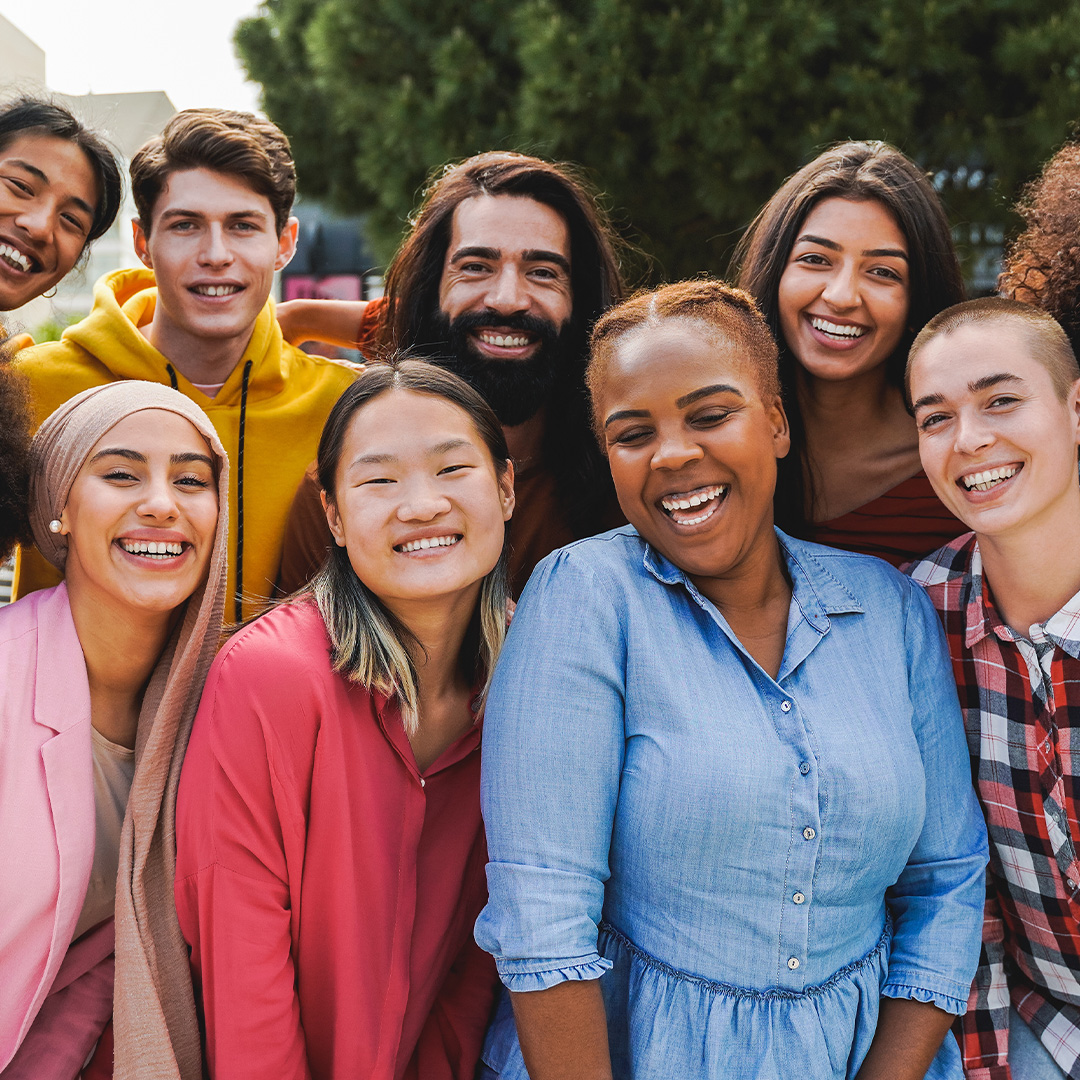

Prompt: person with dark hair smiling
xmin=13 ymin=108 xmax=359 ymax=619
xmin=275 ymin=151 xmax=626 ymax=597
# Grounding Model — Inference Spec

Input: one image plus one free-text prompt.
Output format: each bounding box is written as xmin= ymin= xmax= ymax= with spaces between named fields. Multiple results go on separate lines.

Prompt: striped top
xmin=809 ymin=470 xmax=964 ymax=567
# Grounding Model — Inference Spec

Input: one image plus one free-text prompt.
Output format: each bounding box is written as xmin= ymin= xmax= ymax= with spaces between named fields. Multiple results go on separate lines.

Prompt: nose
xmin=137 ymin=476 xmax=180 ymax=522
xmin=952 ymin=408 xmax=994 ymax=456
xmin=821 ymin=264 xmax=860 ymax=311
xmin=15 ymin=199 xmax=55 ymax=244
xmin=199 ymin=223 xmax=233 ymax=267
xmin=396 ymin=477 xmax=453 ymax=523
xmin=484 ymin=265 xmax=530 ymax=315
xmin=650 ymin=429 xmax=705 ymax=472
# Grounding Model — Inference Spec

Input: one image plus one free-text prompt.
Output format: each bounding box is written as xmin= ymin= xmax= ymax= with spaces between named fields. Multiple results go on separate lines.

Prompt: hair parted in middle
xmin=312 ymin=355 xmax=511 ymax=735
xmin=730 ymin=140 xmax=965 ymax=537
xmin=377 ymin=150 xmax=626 ymax=537
xmin=130 ymin=108 xmax=296 ymax=235
xmin=587 ymin=278 xmax=780 ymax=444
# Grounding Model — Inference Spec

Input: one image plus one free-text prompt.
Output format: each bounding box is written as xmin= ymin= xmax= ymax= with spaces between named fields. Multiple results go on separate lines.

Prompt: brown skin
xmin=854 ymin=999 xmax=955 ymax=1080
xmin=512 ymin=982 xmax=613 ymax=1080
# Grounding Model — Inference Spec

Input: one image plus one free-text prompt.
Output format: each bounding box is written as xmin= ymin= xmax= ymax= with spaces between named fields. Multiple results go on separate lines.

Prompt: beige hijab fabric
xmin=29 ymin=381 xmax=229 ymax=1080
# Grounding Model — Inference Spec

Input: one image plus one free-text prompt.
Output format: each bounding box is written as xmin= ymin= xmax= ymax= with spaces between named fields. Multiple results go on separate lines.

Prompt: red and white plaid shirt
xmin=909 ymin=533 xmax=1080 ymax=1079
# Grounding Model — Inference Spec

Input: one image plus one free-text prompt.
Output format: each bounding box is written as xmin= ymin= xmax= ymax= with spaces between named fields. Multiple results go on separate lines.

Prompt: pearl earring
xmin=48 ymin=519 xmax=62 ymax=534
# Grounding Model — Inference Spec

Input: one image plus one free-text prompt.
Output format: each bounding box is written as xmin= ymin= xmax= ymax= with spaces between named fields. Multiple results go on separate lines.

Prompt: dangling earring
xmin=48 ymin=519 xmax=62 ymax=533
xmin=43 ymin=287 xmax=57 ymax=299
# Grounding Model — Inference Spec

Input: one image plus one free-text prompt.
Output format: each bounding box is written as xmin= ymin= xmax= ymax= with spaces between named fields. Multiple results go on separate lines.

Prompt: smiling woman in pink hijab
xmin=0 ymin=381 xmax=228 ymax=1080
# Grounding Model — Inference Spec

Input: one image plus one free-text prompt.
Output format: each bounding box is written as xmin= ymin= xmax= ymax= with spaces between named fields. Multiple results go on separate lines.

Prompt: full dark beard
xmin=415 ymin=311 xmax=573 ymax=427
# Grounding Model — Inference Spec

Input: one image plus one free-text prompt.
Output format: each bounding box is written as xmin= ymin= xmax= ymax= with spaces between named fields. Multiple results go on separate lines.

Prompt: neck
xmin=141 ymin=309 xmax=257 ymax=386
xmin=977 ymin=494 xmax=1080 ymax=632
xmin=66 ymin=581 xmax=175 ymax=749
xmin=796 ymin=364 xmax=902 ymax=441
xmin=694 ymin=529 xmax=791 ymax=616
xmin=502 ymin=407 xmax=546 ymax=471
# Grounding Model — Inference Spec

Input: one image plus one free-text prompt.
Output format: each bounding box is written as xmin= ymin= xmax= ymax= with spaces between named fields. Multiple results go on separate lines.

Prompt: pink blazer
xmin=0 ymin=584 xmax=114 ymax=1078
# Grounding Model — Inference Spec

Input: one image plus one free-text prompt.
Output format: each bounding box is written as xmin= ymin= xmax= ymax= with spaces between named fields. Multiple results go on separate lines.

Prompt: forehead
xmin=344 ymin=389 xmax=485 ymax=451
xmin=0 ymin=131 xmax=98 ymax=199
xmin=798 ymin=196 xmax=906 ymax=248
xmin=912 ymin=321 xmax=1054 ymax=397
xmin=445 ymin=194 xmax=570 ymax=261
xmin=89 ymin=409 xmax=207 ymax=454
xmin=601 ymin=319 xmax=759 ymax=408
xmin=151 ymin=166 xmax=273 ymax=221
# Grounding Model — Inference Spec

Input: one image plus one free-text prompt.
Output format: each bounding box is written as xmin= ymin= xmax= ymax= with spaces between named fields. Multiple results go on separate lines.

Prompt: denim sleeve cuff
xmin=495 ymin=953 xmax=613 ymax=992
xmin=880 ymin=980 xmax=969 ymax=1016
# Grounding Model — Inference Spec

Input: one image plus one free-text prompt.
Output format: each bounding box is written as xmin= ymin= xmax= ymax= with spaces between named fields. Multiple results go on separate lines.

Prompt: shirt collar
xmin=961 ymin=540 xmax=1080 ymax=659
xmin=641 ymin=527 xmax=864 ymax=632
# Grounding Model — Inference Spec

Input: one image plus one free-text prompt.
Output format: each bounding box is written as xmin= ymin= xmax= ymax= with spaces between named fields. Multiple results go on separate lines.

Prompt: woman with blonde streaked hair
xmin=176 ymin=356 xmax=515 ymax=1080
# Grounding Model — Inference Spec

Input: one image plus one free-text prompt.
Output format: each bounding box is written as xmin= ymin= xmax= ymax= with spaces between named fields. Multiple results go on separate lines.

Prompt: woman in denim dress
xmin=475 ymin=280 xmax=988 ymax=1080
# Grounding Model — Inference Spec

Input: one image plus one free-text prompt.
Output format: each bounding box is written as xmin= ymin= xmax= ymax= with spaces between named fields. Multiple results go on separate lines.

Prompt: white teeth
xmin=120 ymin=539 xmax=185 ymax=557
xmin=811 ymin=316 xmax=866 ymax=339
xmin=962 ymin=465 xmax=1019 ymax=492
xmin=661 ymin=485 xmax=726 ymax=513
xmin=0 ymin=243 xmax=31 ymax=272
xmin=398 ymin=535 xmax=460 ymax=553
xmin=194 ymin=284 xmax=241 ymax=297
xmin=479 ymin=332 xmax=530 ymax=348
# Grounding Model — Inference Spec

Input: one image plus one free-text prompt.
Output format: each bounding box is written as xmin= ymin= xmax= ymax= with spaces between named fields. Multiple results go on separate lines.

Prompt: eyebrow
xmin=8 ymin=159 xmax=95 ymax=219
xmin=158 ymin=208 xmax=270 ymax=224
xmin=449 ymin=245 xmax=571 ymax=275
xmin=795 ymin=234 xmax=908 ymax=260
xmin=911 ymin=372 xmax=1024 ymax=411
xmin=88 ymin=448 xmax=214 ymax=467
xmin=604 ymin=384 xmax=744 ymax=427
xmin=348 ymin=438 xmax=477 ymax=466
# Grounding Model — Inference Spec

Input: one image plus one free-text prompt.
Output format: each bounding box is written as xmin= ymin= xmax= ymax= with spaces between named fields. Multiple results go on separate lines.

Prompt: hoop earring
xmin=43 ymin=287 xmax=57 ymax=299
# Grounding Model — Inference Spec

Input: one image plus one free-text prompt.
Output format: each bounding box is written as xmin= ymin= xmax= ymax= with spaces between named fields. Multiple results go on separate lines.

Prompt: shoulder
xmin=14 ymin=340 xmax=108 ymax=422
xmin=784 ymin=532 xmax=918 ymax=599
xmin=280 ymin=337 xmax=363 ymax=388
xmin=208 ymin=600 xmax=332 ymax=696
xmin=0 ymin=584 xmax=67 ymax=648
xmin=905 ymin=533 xmax=977 ymax=591
xmin=527 ymin=527 xmax=648 ymax=593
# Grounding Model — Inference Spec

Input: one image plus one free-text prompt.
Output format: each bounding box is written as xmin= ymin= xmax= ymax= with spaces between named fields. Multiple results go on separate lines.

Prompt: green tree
xmin=236 ymin=0 xmax=1080 ymax=282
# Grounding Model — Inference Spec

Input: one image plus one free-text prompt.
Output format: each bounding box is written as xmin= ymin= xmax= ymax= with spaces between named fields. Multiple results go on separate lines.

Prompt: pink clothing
xmin=0 ymin=585 xmax=114 ymax=1078
xmin=175 ymin=599 xmax=498 ymax=1080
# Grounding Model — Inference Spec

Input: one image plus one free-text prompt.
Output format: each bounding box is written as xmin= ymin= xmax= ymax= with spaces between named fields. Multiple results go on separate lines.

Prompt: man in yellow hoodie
xmin=14 ymin=109 xmax=359 ymax=619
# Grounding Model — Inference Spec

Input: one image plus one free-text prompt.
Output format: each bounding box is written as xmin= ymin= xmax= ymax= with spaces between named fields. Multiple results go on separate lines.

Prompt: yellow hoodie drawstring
xmin=234 ymin=359 xmax=253 ymax=623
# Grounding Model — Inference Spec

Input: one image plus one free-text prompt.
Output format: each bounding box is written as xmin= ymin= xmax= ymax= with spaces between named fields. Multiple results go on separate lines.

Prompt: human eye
xmin=60 ymin=211 xmax=90 ymax=235
xmin=438 ymin=463 xmax=475 ymax=475
xmin=692 ymin=407 xmax=732 ymax=427
xmin=360 ymin=476 xmax=394 ymax=486
xmin=3 ymin=175 xmax=32 ymax=196
xmin=916 ymin=411 xmax=949 ymax=432
xmin=610 ymin=426 xmax=652 ymax=446
xmin=988 ymin=394 xmax=1020 ymax=409
xmin=794 ymin=251 xmax=829 ymax=267
xmin=176 ymin=474 xmax=212 ymax=490
xmin=102 ymin=467 xmax=139 ymax=483
xmin=869 ymin=265 xmax=905 ymax=283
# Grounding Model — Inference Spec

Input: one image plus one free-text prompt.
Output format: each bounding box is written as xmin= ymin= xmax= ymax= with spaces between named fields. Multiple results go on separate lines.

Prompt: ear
xmin=58 ymin=507 xmax=71 ymax=536
xmin=768 ymin=396 xmax=791 ymax=460
xmin=274 ymin=217 xmax=299 ymax=272
xmin=499 ymin=459 xmax=516 ymax=522
xmin=1068 ymin=377 xmax=1080 ymax=446
xmin=132 ymin=219 xmax=152 ymax=269
xmin=321 ymin=489 xmax=347 ymax=548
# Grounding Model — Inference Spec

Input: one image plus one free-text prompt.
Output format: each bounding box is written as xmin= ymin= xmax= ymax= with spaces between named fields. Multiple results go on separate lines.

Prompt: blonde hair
xmin=312 ymin=357 xmax=510 ymax=735
xmin=906 ymin=297 xmax=1079 ymax=403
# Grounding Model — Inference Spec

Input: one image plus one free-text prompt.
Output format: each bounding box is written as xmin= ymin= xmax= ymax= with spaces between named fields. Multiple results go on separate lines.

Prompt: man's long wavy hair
xmin=731 ymin=141 xmax=965 ymax=537
xmin=1000 ymin=142 xmax=1080 ymax=359
xmin=378 ymin=151 xmax=626 ymax=535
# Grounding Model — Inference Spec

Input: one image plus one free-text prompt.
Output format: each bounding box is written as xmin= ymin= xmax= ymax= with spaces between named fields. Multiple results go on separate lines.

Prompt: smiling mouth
xmin=810 ymin=316 xmax=867 ymax=340
xmin=118 ymin=539 xmax=188 ymax=559
xmin=394 ymin=534 xmax=462 ymax=553
xmin=190 ymin=284 xmax=244 ymax=297
xmin=659 ymin=484 xmax=728 ymax=525
xmin=475 ymin=330 xmax=535 ymax=349
xmin=959 ymin=464 xmax=1021 ymax=492
xmin=0 ymin=242 xmax=36 ymax=274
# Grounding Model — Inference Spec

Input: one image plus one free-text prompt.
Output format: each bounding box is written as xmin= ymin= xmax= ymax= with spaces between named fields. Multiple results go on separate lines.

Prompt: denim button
xmin=799 ymin=761 xmax=811 ymax=775
xmin=781 ymin=700 xmax=792 ymax=713
xmin=787 ymin=956 xmax=800 ymax=969
xmin=793 ymin=892 xmax=805 ymax=905
xmin=802 ymin=827 xmax=816 ymax=840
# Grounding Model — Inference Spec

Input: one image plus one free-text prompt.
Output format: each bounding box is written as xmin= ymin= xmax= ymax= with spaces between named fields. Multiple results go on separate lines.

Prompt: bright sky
xmin=0 ymin=0 xmax=265 ymax=113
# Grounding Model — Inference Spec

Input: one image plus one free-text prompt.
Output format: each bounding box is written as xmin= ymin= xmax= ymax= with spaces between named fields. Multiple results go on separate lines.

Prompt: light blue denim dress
xmin=475 ymin=528 xmax=988 ymax=1079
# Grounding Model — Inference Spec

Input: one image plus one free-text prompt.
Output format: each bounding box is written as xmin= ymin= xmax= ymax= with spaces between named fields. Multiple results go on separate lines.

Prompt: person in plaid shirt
xmin=907 ymin=297 xmax=1080 ymax=1079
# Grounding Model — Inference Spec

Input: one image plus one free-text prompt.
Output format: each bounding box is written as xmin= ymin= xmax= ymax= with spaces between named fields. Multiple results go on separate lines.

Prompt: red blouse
xmin=175 ymin=600 xmax=497 ymax=1080
xmin=807 ymin=470 xmax=964 ymax=568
